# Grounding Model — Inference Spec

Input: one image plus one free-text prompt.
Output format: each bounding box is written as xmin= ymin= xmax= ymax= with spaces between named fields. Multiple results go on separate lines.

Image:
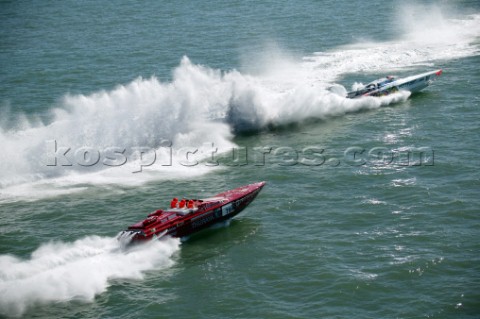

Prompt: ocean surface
xmin=1 ymin=0 xmax=479 ymax=318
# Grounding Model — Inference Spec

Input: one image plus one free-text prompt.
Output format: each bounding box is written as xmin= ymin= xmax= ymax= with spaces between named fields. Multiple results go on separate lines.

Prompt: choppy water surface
xmin=1 ymin=1 xmax=479 ymax=318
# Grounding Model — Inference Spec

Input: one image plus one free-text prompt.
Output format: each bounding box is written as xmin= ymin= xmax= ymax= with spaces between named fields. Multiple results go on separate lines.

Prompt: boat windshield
xmin=365 ymin=76 xmax=397 ymax=89
xmin=378 ymin=76 xmax=396 ymax=87
xmin=169 ymin=207 xmax=197 ymax=215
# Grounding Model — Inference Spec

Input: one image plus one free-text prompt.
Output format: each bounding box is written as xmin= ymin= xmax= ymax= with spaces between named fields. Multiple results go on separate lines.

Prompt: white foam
xmin=1 ymin=5 xmax=479 ymax=200
xmin=0 ymin=236 xmax=180 ymax=317
xmin=303 ymin=8 xmax=480 ymax=83
xmin=0 ymin=57 xmax=236 ymax=200
xmin=225 ymin=6 xmax=479 ymax=130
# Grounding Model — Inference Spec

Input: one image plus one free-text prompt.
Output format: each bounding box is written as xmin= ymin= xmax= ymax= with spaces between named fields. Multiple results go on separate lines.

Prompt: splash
xmin=1 ymin=5 xmax=479 ymax=199
xmin=226 ymin=79 xmax=410 ymax=131
xmin=228 ymin=4 xmax=479 ymax=130
xmin=0 ymin=236 xmax=180 ymax=317
xmin=398 ymin=3 xmax=480 ymax=46
xmin=302 ymin=6 xmax=480 ymax=82
xmin=0 ymin=57 xmax=236 ymax=199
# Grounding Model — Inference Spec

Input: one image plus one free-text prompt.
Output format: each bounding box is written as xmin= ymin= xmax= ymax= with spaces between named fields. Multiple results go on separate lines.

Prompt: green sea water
xmin=1 ymin=1 xmax=479 ymax=318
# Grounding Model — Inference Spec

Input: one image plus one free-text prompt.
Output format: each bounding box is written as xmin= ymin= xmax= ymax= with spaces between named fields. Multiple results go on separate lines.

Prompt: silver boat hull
xmin=347 ymin=69 xmax=443 ymax=98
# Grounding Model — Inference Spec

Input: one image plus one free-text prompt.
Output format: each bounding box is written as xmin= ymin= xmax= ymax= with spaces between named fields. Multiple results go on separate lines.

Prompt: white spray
xmin=0 ymin=236 xmax=180 ymax=317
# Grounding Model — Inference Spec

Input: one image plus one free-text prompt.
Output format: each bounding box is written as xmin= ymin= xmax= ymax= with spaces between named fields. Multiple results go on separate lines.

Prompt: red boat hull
xmin=118 ymin=182 xmax=266 ymax=244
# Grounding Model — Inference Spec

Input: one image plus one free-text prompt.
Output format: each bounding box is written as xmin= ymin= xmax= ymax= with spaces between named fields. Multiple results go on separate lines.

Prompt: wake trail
xmin=0 ymin=5 xmax=478 ymax=200
xmin=0 ymin=236 xmax=180 ymax=317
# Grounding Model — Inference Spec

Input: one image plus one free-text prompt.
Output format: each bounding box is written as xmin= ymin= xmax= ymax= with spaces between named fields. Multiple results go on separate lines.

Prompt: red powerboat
xmin=118 ymin=182 xmax=266 ymax=244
